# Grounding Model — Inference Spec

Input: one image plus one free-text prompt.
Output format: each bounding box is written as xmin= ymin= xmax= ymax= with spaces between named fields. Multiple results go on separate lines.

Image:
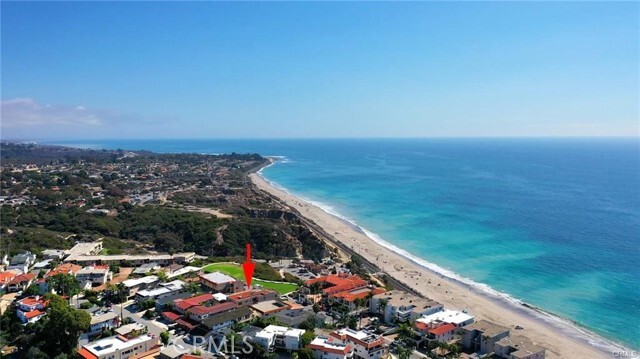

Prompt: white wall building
xmin=309 ymin=336 xmax=354 ymax=359
xmin=254 ymin=325 xmax=305 ymax=351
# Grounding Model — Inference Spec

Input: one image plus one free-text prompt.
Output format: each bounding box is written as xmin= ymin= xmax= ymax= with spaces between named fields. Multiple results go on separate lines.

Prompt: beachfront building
xmin=308 ymin=336 xmax=354 ymax=359
xmin=461 ymin=319 xmax=510 ymax=355
xmin=77 ymin=334 xmax=159 ymax=359
xmin=371 ymin=290 xmax=443 ymax=323
xmin=330 ymin=328 xmax=387 ymax=359
xmin=494 ymin=335 xmax=546 ymax=359
xmin=306 ymin=274 xmax=369 ymax=297
xmin=254 ymin=325 xmax=305 ymax=351
xmin=199 ymin=271 xmax=243 ymax=293
xmin=416 ymin=309 xmax=475 ymax=328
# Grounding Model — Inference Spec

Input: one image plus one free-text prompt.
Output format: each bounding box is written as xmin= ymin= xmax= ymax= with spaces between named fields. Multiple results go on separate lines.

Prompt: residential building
xmin=45 ymin=263 xmax=83 ymax=278
xmin=134 ymin=280 xmax=186 ymax=302
xmin=77 ymin=334 xmax=159 ymax=359
xmin=371 ymin=290 xmax=443 ymax=323
xmin=10 ymin=251 xmax=37 ymax=268
xmin=254 ymin=325 xmax=305 ymax=351
xmin=329 ymin=287 xmax=386 ymax=313
xmin=122 ymin=276 xmax=159 ymax=297
xmin=115 ymin=323 xmax=147 ymax=339
xmin=416 ymin=309 xmax=475 ymax=328
xmin=306 ymin=275 xmax=368 ymax=297
xmin=494 ymin=335 xmax=546 ymax=359
xmin=88 ymin=312 xmax=120 ymax=335
xmin=462 ymin=320 xmax=510 ymax=355
xmin=6 ymin=273 xmax=36 ymax=292
xmin=198 ymin=271 xmax=243 ymax=293
xmin=173 ymin=293 xmax=216 ymax=314
xmin=76 ymin=266 xmax=112 ymax=286
xmin=227 ymin=289 xmax=278 ymax=307
xmin=132 ymin=263 xmax=160 ymax=276
xmin=330 ymin=329 xmax=387 ymax=359
xmin=185 ymin=301 xmax=237 ymax=322
xmin=415 ymin=323 xmax=457 ymax=343
xmin=249 ymin=300 xmax=292 ymax=317
xmin=0 ymin=271 xmax=16 ymax=291
xmin=201 ymin=306 xmax=253 ymax=332
xmin=16 ymin=296 xmax=48 ymax=324
xmin=309 ymin=336 xmax=354 ymax=359
xmin=41 ymin=249 xmax=66 ymax=260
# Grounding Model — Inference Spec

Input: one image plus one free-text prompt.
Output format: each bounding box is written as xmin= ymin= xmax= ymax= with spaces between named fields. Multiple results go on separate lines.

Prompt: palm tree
xmin=354 ymin=297 xmax=366 ymax=329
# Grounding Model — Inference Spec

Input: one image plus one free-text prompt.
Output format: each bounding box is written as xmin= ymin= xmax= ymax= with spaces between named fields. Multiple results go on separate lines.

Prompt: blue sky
xmin=1 ymin=1 xmax=638 ymax=139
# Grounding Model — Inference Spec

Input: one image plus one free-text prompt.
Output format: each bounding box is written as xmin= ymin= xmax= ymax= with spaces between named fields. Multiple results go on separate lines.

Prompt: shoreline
xmin=249 ymin=159 xmax=628 ymax=359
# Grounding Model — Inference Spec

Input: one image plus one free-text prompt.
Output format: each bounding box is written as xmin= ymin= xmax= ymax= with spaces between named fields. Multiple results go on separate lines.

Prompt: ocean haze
xmin=46 ymin=137 xmax=640 ymax=349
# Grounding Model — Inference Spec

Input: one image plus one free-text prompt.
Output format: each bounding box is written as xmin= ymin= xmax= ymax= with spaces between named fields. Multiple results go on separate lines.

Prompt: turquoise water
xmin=47 ymin=138 xmax=640 ymax=349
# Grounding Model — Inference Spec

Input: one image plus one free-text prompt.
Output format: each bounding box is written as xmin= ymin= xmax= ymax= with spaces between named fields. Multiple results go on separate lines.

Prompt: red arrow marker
xmin=242 ymin=243 xmax=255 ymax=288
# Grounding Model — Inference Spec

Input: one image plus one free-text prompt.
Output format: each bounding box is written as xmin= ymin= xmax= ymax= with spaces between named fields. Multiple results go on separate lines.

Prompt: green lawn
xmin=202 ymin=262 xmax=299 ymax=294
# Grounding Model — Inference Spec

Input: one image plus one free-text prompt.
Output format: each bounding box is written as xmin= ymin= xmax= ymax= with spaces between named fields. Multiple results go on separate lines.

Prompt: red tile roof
xmin=187 ymin=301 xmax=237 ymax=316
xmin=9 ymin=273 xmax=35 ymax=284
xmin=306 ymin=274 xmax=369 ymax=295
xmin=24 ymin=309 xmax=46 ymax=319
xmin=162 ymin=311 xmax=182 ymax=322
xmin=78 ymin=348 xmax=98 ymax=359
xmin=428 ymin=323 xmax=457 ymax=336
xmin=46 ymin=263 xmax=82 ymax=277
xmin=0 ymin=271 xmax=16 ymax=284
xmin=175 ymin=293 xmax=215 ymax=310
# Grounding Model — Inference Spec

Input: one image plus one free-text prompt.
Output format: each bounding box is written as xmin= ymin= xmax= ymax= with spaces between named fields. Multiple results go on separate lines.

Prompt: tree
xmin=354 ymin=297 xmax=366 ymax=329
xmin=160 ymin=331 xmax=170 ymax=346
xmin=24 ymin=284 xmax=40 ymax=296
xmin=39 ymin=294 xmax=91 ymax=356
xmin=109 ymin=263 xmax=120 ymax=274
xmin=46 ymin=273 xmax=80 ymax=297
xmin=298 ymin=348 xmax=315 ymax=359
xmin=300 ymin=330 xmax=316 ymax=348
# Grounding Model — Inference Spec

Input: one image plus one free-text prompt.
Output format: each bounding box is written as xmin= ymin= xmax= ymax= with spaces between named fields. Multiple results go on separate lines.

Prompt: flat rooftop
xmin=418 ymin=309 xmax=474 ymax=326
xmin=464 ymin=319 xmax=509 ymax=338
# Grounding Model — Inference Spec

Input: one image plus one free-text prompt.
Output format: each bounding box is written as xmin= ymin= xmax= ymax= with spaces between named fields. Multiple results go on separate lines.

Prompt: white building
xmin=134 ymin=280 xmax=186 ymax=302
xmin=78 ymin=334 xmax=158 ymax=359
xmin=417 ymin=309 xmax=475 ymax=328
xmin=254 ymin=325 xmax=305 ymax=351
xmin=88 ymin=312 xmax=120 ymax=335
xmin=371 ymin=290 xmax=443 ymax=323
xmin=122 ymin=275 xmax=159 ymax=297
xmin=76 ymin=266 xmax=112 ymax=286
xmin=330 ymin=329 xmax=387 ymax=359
xmin=494 ymin=335 xmax=546 ymax=359
xmin=309 ymin=336 xmax=354 ymax=359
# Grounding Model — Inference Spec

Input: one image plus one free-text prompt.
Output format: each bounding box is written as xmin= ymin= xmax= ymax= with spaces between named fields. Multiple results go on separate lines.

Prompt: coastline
xmin=249 ymin=160 xmax=627 ymax=359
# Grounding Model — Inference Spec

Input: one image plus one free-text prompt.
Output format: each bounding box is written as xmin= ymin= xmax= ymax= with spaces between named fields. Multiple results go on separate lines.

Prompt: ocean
xmin=46 ymin=138 xmax=640 ymax=349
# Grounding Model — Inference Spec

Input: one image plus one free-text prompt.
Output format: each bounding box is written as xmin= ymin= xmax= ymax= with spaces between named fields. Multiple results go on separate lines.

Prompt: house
xmin=330 ymin=329 xmax=387 ymax=359
xmin=16 ymin=296 xmax=48 ymax=324
xmin=76 ymin=266 xmax=112 ymax=286
xmin=155 ymin=291 xmax=192 ymax=312
xmin=6 ymin=273 xmax=36 ymax=292
xmin=201 ymin=306 xmax=253 ymax=332
xmin=77 ymin=334 xmax=159 ymax=359
xmin=494 ymin=335 xmax=546 ymax=359
xmin=88 ymin=312 xmax=120 ymax=335
xmin=227 ymin=289 xmax=278 ymax=307
xmin=173 ymin=293 xmax=216 ymax=314
xmin=309 ymin=336 xmax=354 ymax=359
xmin=254 ymin=325 xmax=305 ymax=351
xmin=329 ymin=287 xmax=386 ymax=313
xmin=416 ymin=309 xmax=475 ymax=328
xmin=461 ymin=319 xmax=510 ymax=355
xmin=185 ymin=301 xmax=237 ymax=323
xmin=132 ymin=263 xmax=160 ymax=276
xmin=9 ymin=251 xmax=37 ymax=272
xmin=0 ymin=271 xmax=16 ymax=291
xmin=115 ymin=323 xmax=147 ymax=339
xmin=371 ymin=290 xmax=443 ymax=323
xmin=306 ymin=274 xmax=368 ymax=297
xmin=135 ymin=280 xmax=186 ymax=302
xmin=198 ymin=272 xmax=243 ymax=293
xmin=42 ymin=249 xmax=66 ymax=260
xmin=46 ymin=263 xmax=83 ymax=278
xmin=415 ymin=323 xmax=457 ymax=343
xmin=249 ymin=300 xmax=291 ymax=317
xmin=122 ymin=276 xmax=159 ymax=297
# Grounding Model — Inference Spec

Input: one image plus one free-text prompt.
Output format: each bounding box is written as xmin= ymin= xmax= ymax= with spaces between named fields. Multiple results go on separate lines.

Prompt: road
xmin=112 ymin=300 xmax=167 ymax=337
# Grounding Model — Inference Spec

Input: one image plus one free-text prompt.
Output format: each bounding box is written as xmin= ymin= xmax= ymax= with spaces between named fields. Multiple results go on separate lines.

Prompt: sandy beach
xmin=249 ymin=170 xmax=625 ymax=359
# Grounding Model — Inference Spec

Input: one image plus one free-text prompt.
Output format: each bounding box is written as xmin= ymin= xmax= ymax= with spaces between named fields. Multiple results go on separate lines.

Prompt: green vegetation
xmin=0 ymin=294 xmax=91 ymax=358
xmin=202 ymin=262 xmax=299 ymax=294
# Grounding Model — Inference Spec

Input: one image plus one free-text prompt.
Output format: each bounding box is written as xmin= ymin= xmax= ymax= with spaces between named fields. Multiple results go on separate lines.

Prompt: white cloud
xmin=1 ymin=98 xmax=107 ymax=128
